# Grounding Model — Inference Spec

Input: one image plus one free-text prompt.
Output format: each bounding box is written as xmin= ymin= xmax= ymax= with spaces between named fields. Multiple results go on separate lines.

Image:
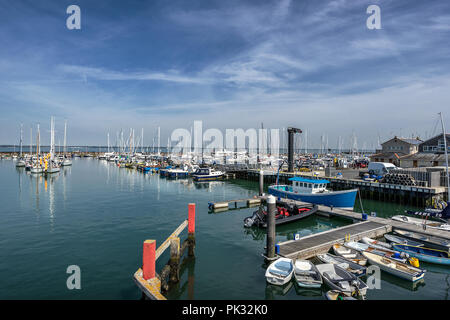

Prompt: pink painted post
xmin=188 ymin=203 xmax=195 ymax=234
xmin=188 ymin=203 xmax=196 ymax=257
xmin=142 ymin=240 xmax=156 ymax=280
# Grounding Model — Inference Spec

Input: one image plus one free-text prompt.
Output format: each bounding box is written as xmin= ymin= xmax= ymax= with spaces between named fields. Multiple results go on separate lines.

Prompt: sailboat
xmin=30 ymin=124 xmax=44 ymax=174
xmin=46 ymin=116 xmax=61 ymax=174
xmin=16 ymin=124 xmax=26 ymax=167
xmin=405 ymin=112 xmax=450 ymax=222
xmin=61 ymin=120 xmax=72 ymax=166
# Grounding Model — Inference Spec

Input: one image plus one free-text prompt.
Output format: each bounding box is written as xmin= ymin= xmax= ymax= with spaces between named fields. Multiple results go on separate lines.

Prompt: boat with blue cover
xmin=392 ymin=244 xmax=450 ymax=265
xmin=268 ymin=177 xmax=358 ymax=210
xmin=265 ymin=258 xmax=294 ymax=286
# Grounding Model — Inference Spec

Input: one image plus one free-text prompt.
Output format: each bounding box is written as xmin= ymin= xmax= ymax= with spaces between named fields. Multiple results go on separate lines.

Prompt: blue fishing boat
xmin=268 ymin=177 xmax=358 ymax=210
xmin=192 ymin=167 xmax=224 ymax=181
xmin=392 ymin=244 xmax=450 ymax=265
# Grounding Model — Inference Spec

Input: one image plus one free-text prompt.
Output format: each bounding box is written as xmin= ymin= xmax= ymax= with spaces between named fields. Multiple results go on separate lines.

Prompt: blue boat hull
xmin=268 ymin=185 xmax=357 ymax=210
xmin=393 ymin=244 xmax=450 ymax=265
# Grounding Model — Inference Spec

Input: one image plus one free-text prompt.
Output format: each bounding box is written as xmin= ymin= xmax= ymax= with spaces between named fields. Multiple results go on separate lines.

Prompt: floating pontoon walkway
xmin=277 ymin=221 xmax=390 ymax=259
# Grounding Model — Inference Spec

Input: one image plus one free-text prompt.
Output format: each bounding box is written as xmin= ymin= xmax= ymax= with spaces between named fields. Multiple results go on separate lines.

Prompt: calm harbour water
xmin=0 ymin=159 xmax=449 ymax=300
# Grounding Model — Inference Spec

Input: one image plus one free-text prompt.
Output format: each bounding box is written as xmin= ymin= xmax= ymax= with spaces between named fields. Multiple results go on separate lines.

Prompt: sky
xmin=0 ymin=0 xmax=450 ymax=149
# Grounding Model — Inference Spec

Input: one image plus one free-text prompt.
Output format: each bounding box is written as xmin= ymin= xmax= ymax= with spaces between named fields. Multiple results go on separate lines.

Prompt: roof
xmin=289 ymin=177 xmax=330 ymax=184
xmin=400 ymin=153 xmax=450 ymax=161
xmin=381 ymin=136 xmax=423 ymax=146
xmin=369 ymin=152 xmax=409 ymax=159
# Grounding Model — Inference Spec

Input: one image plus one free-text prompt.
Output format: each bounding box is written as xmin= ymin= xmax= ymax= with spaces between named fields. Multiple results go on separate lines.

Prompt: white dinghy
xmin=265 ymin=258 xmax=294 ymax=286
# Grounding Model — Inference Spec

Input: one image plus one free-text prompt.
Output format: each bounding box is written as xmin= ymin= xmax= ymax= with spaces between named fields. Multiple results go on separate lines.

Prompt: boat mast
xmin=37 ymin=123 xmax=40 ymax=163
xmin=64 ymin=120 xmax=67 ymax=156
xmin=30 ymin=126 xmax=32 ymax=156
xmin=50 ymin=116 xmax=55 ymax=161
xmin=438 ymin=112 xmax=450 ymax=201
xmin=158 ymin=126 xmax=160 ymax=155
xmin=19 ymin=123 xmax=23 ymax=157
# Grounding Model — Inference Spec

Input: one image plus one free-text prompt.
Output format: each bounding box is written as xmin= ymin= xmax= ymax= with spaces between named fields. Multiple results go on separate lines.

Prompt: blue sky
xmin=0 ymin=0 xmax=450 ymax=148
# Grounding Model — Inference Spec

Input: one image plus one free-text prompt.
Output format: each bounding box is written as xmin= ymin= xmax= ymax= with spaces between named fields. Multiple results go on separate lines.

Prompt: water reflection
xmin=265 ymin=282 xmax=294 ymax=299
xmin=166 ymin=256 xmax=196 ymax=300
xmin=16 ymin=164 xmax=69 ymax=230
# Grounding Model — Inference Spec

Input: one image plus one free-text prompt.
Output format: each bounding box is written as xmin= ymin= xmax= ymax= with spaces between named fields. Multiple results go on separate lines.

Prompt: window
xmin=308 ymin=183 xmax=312 ymax=188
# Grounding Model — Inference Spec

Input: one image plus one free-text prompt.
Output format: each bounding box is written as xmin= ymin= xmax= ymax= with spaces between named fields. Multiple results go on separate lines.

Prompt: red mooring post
xmin=188 ymin=203 xmax=196 ymax=256
xmin=188 ymin=203 xmax=196 ymax=234
xmin=142 ymin=239 xmax=156 ymax=280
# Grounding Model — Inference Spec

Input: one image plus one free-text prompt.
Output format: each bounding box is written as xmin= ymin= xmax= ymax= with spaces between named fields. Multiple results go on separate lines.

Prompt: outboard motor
xmin=244 ymin=209 xmax=265 ymax=228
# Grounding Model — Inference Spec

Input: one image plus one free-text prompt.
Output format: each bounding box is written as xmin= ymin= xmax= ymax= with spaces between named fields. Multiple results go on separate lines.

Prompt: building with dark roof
xmin=419 ymin=134 xmax=450 ymax=154
xmin=369 ymin=136 xmax=423 ymax=165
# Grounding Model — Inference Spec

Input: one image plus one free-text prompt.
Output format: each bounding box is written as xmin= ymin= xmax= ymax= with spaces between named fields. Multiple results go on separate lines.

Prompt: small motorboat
xmin=344 ymin=241 xmax=408 ymax=263
xmin=293 ymin=259 xmax=322 ymax=288
xmin=244 ymin=204 xmax=318 ymax=228
xmin=384 ymin=234 xmax=424 ymax=247
xmin=317 ymin=253 xmax=366 ymax=277
xmin=362 ymin=251 xmax=426 ymax=282
xmin=391 ymin=215 xmax=450 ymax=231
xmin=361 ymin=237 xmax=392 ymax=249
xmin=392 ymin=244 xmax=450 ymax=265
xmin=332 ymin=244 xmax=367 ymax=266
xmin=265 ymin=258 xmax=294 ymax=286
xmin=192 ymin=167 xmax=224 ymax=181
xmin=325 ymin=290 xmax=357 ymax=300
xmin=394 ymin=229 xmax=450 ymax=252
xmin=316 ymin=264 xmax=368 ymax=297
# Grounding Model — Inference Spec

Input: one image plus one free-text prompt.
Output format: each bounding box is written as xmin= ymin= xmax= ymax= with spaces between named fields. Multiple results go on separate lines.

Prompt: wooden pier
xmin=274 ymin=198 xmax=450 ymax=259
xmin=277 ymin=221 xmax=390 ymax=259
xmin=208 ymin=197 xmax=261 ymax=211
xmin=207 ymin=194 xmax=450 ymax=260
xmin=134 ymin=203 xmax=196 ymax=300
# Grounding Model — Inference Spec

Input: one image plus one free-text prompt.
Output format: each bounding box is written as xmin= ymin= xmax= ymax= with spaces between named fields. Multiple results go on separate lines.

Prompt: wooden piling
xmin=259 ymin=169 xmax=264 ymax=196
xmin=169 ymin=237 xmax=180 ymax=284
xmin=266 ymin=195 xmax=276 ymax=260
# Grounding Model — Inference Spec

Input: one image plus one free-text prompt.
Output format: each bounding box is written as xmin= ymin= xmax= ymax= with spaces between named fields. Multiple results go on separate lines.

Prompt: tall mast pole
xmin=30 ymin=126 xmax=32 ymax=156
xmin=64 ymin=120 xmax=67 ymax=156
xmin=19 ymin=123 xmax=23 ymax=157
xmin=438 ymin=112 xmax=450 ymax=201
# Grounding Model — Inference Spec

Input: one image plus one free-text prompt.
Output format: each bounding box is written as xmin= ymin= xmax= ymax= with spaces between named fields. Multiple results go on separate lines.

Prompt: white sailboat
xmin=61 ymin=120 xmax=72 ymax=166
xmin=16 ymin=124 xmax=26 ymax=167
xmin=46 ymin=117 xmax=61 ymax=173
xmin=30 ymin=124 xmax=44 ymax=174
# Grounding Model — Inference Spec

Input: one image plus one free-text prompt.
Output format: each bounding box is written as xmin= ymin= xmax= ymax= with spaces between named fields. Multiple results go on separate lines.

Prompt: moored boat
xmin=344 ymin=241 xmax=408 ymax=263
xmin=391 ymin=215 xmax=450 ymax=231
xmin=243 ymin=204 xmax=317 ymax=228
xmin=316 ymin=253 xmax=366 ymax=277
xmin=265 ymin=258 xmax=294 ymax=286
xmin=192 ymin=167 xmax=224 ymax=181
xmin=268 ymin=177 xmax=357 ymax=210
xmin=362 ymin=251 xmax=426 ymax=282
xmin=393 ymin=229 xmax=450 ymax=252
xmin=361 ymin=237 xmax=392 ymax=249
xmin=392 ymin=244 xmax=450 ymax=265
xmin=293 ymin=259 xmax=322 ymax=288
xmin=315 ymin=263 xmax=368 ymax=297
xmin=325 ymin=290 xmax=357 ymax=300
xmin=332 ymin=244 xmax=367 ymax=266
xmin=384 ymin=234 xmax=424 ymax=247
